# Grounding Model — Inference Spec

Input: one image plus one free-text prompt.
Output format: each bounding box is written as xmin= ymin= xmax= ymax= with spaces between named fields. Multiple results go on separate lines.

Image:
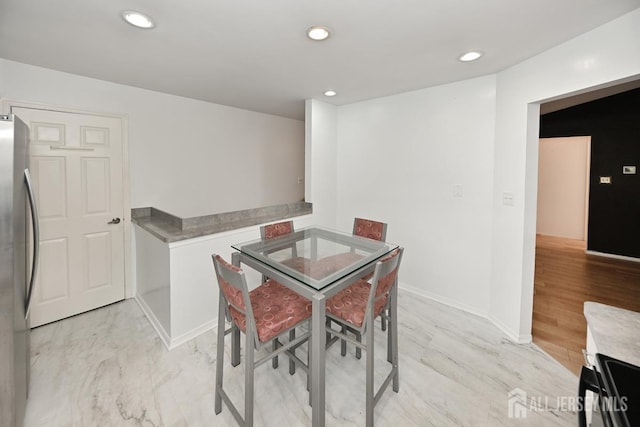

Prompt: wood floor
xmin=532 ymin=234 xmax=640 ymax=375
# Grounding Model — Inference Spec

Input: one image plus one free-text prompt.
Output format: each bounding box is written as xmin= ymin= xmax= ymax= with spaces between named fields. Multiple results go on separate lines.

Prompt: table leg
xmin=231 ymin=252 xmax=241 ymax=367
xmin=311 ymin=235 xmax=318 ymax=261
xmin=311 ymin=293 xmax=326 ymax=427
xmin=391 ymin=282 xmax=399 ymax=392
xmin=232 ymin=326 xmax=240 ymax=367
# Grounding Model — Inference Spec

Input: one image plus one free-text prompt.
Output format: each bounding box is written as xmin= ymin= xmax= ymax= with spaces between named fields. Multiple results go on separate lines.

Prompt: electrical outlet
xmin=453 ymin=185 xmax=463 ymax=198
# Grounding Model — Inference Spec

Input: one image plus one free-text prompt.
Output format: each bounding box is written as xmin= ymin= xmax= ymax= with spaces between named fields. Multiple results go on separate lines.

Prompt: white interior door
xmin=537 ymin=136 xmax=591 ymax=241
xmin=12 ymin=106 xmax=126 ymax=327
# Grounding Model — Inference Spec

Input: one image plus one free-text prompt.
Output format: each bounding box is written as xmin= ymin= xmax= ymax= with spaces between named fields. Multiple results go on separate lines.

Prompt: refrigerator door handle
xmin=24 ymin=168 xmax=39 ymax=319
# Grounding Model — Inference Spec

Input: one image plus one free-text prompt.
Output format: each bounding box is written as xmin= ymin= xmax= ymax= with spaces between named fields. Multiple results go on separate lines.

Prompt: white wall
xmin=135 ymin=227 xmax=171 ymax=335
xmin=0 ymin=59 xmax=304 ymax=218
xmin=305 ymin=99 xmax=338 ymax=228
xmin=327 ymin=8 xmax=640 ymax=342
xmin=537 ymin=137 xmax=590 ymax=240
xmin=490 ymin=8 xmax=640 ymax=341
xmin=5 ymin=7 xmax=640 ymax=345
xmin=335 ymin=75 xmax=496 ymax=315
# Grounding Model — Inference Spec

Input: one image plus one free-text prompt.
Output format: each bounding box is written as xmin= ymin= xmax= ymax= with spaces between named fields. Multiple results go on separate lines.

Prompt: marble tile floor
xmin=25 ymin=292 xmax=580 ymax=426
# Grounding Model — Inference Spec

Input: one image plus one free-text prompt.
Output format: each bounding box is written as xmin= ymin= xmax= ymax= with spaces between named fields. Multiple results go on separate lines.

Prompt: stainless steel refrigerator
xmin=0 ymin=114 xmax=39 ymax=427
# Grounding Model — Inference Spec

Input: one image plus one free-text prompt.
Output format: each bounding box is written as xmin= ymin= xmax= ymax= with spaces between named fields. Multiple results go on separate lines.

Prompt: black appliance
xmin=578 ymin=353 xmax=640 ymax=427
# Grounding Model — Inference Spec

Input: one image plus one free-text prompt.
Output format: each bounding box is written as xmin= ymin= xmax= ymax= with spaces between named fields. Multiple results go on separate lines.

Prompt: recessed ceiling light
xmin=122 ymin=11 xmax=155 ymax=29
xmin=324 ymin=90 xmax=337 ymax=97
xmin=307 ymin=26 xmax=330 ymax=41
xmin=459 ymin=51 xmax=482 ymax=62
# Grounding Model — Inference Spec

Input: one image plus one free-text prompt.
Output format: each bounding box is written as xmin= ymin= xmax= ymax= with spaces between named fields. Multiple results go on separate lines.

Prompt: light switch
xmin=503 ymin=192 xmax=515 ymax=206
xmin=599 ymin=176 xmax=611 ymax=184
xmin=453 ymin=185 xmax=463 ymax=198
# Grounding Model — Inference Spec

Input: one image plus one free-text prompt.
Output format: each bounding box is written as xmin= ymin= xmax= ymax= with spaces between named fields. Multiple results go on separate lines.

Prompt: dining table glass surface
xmin=231 ymin=226 xmax=398 ymax=290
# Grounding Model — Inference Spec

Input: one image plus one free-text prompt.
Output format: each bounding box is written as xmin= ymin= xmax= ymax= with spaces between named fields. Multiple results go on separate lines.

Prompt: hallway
xmin=532 ymin=234 xmax=640 ymax=375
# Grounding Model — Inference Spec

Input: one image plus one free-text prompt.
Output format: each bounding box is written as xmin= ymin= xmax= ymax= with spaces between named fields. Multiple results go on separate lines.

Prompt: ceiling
xmin=541 ymin=78 xmax=640 ymax=115
xmin=1 ymin=1 xmax=639 ymax=121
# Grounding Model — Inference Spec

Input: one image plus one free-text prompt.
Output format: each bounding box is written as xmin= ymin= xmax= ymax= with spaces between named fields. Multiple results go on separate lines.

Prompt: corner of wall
xmin=488 ymin=313 xmax=533 ymax=344
xmin=305 ymin=98 xmax=339 ymax=228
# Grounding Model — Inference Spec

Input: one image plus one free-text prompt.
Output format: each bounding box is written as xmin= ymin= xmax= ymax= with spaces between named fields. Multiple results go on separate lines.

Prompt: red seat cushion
xmin=281 ymin=256 xmax=358 ymax=280
xmin=317 ymin=252 xmax=365 ymax=273
xmin=229 ymin=280 xmax=311 ymax=343
xmin=281 ymin=256 xmax=312 ymax=272
xmin=326 ymin=280 xmax=388 ymax=328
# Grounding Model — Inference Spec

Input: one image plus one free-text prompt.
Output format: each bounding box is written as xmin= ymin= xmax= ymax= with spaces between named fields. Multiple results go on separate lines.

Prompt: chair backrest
xmin=365 ymin=247 xmax=403 ymax=326
xmin=353 ymin=218 xmax=387 ymax=242
xmin=212 ymin=254 xmax=259 ymax=346
xmin=260 ymin=220 xmax=298 ymax=260
xmin=260 ymin=220 xmax=294 ymax=240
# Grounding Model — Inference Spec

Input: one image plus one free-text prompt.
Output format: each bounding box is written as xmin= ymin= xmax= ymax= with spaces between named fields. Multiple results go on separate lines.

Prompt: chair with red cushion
xmin=353 ymin=217 xmax=389 ymax=329
xmin=319 ymin=218 xmax=388 ymax=273
xmin=259 ymin=220 xmax=310 ymax=273
xmin=325 ymin=247 xmax=404 ymax=427
xmin=324 ymin=217 xmax=388 ymax=359
xmin=213 ymin=254 xmax=311 ymax=427
xmin=259 ymin=220 xmax=311 ymax=373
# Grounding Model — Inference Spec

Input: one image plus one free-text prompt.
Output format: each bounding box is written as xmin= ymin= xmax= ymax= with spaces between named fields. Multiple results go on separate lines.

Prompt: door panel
xmin=32 ymin=156 xmax=67 ymax=219
xmin=38 ymin=238 xmax=70 ymax=302
xmin=84 ymin=232 xmax=111 ymax=290
xmin=82 ymin=157 xmax=110 ymax=215
xmin=13 ymin=106 xmax=126 ymax=327
xmin=32 ymin=122 xmax=65 ymax=145
xmin=81 ymin=126 xmax=109 ymax=147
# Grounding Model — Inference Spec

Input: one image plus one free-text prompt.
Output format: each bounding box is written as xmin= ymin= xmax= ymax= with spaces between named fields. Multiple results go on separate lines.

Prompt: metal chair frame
xmin=258 ymin=220 xmax=305 ymax=373
xmin=334 ymin=217 xmax=389 ymax=359
xmin=213 ymin=254 xmax=310 ymax=427
xmin=325 ymin=247 xmax=404 ymax=427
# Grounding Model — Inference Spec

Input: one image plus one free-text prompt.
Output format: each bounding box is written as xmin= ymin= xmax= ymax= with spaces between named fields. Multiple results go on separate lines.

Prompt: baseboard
xmin=168 ymin=320 xmax=217 ymax=350
xmin=399 ymin=284 xmax=488 ymax=320
xmin=400 ymin=284 xmax=532 ymax=344
xmin=487 ymin=314 xmax=532 ymax=344
xmin=585 ymin=250 xmax=640 ymax=263
xmin=139 ymin=281 xmax=532 ymax=349
xmin=136 ymin=294 xmax=218 ymax=350
xmin=135 ymin=294 xmax=172 ymax=350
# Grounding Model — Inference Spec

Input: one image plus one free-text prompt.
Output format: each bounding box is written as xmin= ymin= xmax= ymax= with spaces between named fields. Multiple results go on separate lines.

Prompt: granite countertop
xmin=584 ymin=301 xmax=640 ymax=366
xmin=131 ymin=202 xmax=312 ymax=243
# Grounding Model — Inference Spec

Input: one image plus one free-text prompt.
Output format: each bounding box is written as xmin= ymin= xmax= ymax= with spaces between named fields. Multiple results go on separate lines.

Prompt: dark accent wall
xmin=540 ymin=88 xmax=640 ymax=258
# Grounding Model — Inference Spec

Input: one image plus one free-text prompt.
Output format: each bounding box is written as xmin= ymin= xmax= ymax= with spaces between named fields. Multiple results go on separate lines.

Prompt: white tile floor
xmin=25 ymin=292 xmax=578 ymax=426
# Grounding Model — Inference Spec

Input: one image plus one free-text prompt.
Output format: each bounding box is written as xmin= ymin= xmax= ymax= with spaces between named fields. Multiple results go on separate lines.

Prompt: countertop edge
xmin=131 ymin=202 xmax=313 ymax=243
xmin=584 ymin=301 xmax=640 ymax=367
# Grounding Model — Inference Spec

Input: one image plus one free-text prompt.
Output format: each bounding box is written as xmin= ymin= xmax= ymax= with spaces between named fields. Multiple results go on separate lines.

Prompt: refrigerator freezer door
xmin=0 ymin=114 xmax=31 ymax=427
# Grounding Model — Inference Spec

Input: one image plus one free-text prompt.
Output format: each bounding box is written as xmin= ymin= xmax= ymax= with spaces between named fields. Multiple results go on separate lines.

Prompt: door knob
xmin=108 ymin=217 xmax=121 ymax=225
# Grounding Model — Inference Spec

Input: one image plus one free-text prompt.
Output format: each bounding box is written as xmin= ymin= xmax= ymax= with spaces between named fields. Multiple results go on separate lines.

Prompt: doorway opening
xmin=532 ymin=82 xmax=640 ymax=375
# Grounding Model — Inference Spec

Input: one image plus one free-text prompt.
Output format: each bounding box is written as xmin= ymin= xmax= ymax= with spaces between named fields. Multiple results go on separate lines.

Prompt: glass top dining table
xmin=230 ymin=226 xmax=398 ymax=427
xmin=232 ymin=226 xmax=398 ymax=290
